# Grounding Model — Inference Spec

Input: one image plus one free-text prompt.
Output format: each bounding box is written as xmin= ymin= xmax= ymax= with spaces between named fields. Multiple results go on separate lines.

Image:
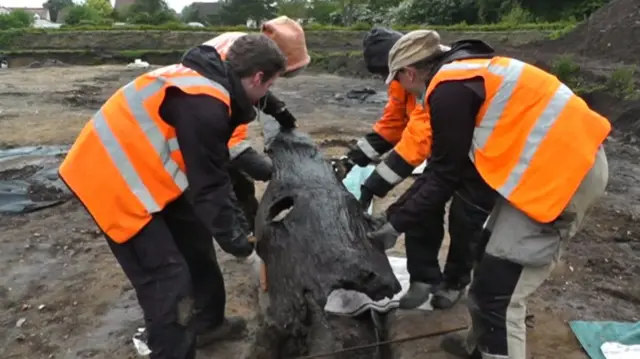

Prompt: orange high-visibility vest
xmin=359 ymin=81 xmax=430 ymax=161
xmin=204 ymin=32 xmax=252 ymax=159
xmin=371 ymin=81 xmax=418 ymax=146
xmin=59 ymin=64 xmax=231 ymax=243
xmin=366 ymin=81 xmax=431 ymax=186
xmin=202 ymin=32 xmax=247 ymax=58
xmin=424 ymin=57 xmax=611 ymax=222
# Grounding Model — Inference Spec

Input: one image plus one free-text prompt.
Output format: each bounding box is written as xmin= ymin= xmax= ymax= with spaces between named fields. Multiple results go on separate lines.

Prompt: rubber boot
xmin=196 ymin=316 xmax=247 ymax=348
xmin=432 ymin=283 xmax=465 ymax=309
xmin=440 ymin=333 xmax=482 ymax=359
xmin=398 ymin=282 xmax=435 ymax=309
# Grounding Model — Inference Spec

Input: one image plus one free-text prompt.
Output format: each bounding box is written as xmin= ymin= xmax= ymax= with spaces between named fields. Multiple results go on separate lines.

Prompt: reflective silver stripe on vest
xmin=441 ymin=58 xmax=574 ymax=198
xmin=92 ymin=74 xmax=229 ymax=213
xmin=440 ymin=62 xmax=488 ymax=71
xmin=229 ymin=140 xmax=252 ymax=160
xmin=474 ymin=60 xmax=525 ymax=150
xmin=167 ymin=137 xmax=180 ymax=152
xmin=498 ymin=83 xmax=573 ymax=197
xmin=375 ymin=162 xmax=403 ymax=185
xmin=93 ymin=111 xmax=161 ymax=213
xmin=357 ymin=137 xmax=382 ymax=161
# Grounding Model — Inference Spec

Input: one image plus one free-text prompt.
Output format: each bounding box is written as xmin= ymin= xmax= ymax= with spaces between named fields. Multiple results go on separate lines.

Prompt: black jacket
xmin=159 ymin=45 xmax=255 ymax=242
xmin=387 ymin=40 xmax=498 ymax=232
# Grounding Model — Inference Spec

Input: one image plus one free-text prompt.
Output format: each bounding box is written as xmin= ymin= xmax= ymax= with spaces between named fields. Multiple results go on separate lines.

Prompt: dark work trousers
xmin=106 ymin=195 xmax=226 ymax=359
xmin=405 ymin=193 xmax=490 ymax=289
xmin=229 ymin=166 xmax=259 ymax=233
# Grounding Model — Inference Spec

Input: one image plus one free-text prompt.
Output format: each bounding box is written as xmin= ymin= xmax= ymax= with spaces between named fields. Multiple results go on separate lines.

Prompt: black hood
xmin=181 ymin=45 xmax=256 ymax=126
xmin=363 ymin=27 xmax=403 ymax=77
xmin=442 ymin=39 xmax=495 ymax=63
xmin=421 ymin=39 xmax=496 ymax=86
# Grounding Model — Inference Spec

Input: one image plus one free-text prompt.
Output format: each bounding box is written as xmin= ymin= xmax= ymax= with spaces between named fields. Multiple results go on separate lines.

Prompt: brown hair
xmin=226 ymin=34 xmax=287 ymax=82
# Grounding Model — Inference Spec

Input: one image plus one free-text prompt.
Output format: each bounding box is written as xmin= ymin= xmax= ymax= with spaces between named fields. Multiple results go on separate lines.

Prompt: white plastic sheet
xmin=601 ymin=342 xmax=640 ymax=359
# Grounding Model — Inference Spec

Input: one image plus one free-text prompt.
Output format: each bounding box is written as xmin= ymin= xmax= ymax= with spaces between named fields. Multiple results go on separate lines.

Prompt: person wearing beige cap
xmin=367 ymin=30 xmax=610 ymax=358
xmin=200 ymin=16 xmax=311 ymax=261
xmin=336 ymin=27 xmax=496 ymax=311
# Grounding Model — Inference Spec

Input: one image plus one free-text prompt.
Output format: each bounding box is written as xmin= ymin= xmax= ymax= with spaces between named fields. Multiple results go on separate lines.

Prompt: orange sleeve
xmin=364 ymin=101 xmax=433 ymax=194
xmin=393 ymin=102 xmax=433 ymax=166
xmin=372 ymin=81 xmax=410 ymax=145
xmin=228 ymin=124 xmax=251 ymax=159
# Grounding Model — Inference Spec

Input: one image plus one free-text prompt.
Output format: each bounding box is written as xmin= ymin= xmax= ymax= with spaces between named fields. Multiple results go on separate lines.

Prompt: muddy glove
xmin=214 ymin=191 xmax=255 ymax=258
xmin=218 ymin=229 xmax=254 ymax=258
xmin=272 ymin=108 xmax=297 ymax=130
xmin=231 ymin=148 xmax=273 ymax=182
xmin=346 ymin=144 xmax=373 ymax=167
xmin=260 ymin=91 xmax=297 ymax=130
xmin=367 ymin=222 xmax=400 ymax=251
xmin=331 ymin=156 xmax=355 ymax=180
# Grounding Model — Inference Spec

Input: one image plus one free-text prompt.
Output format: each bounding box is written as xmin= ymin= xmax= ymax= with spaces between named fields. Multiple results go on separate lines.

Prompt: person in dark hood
xmin=338 ymin=27 xmax=497 ymax=310
xmin=367 ymin=30 xmax=610 ymax=359
xmin=201 ymin=16 xmax=311 ymax=259
xmin=59 ymin=34 xmax=288 ymax=359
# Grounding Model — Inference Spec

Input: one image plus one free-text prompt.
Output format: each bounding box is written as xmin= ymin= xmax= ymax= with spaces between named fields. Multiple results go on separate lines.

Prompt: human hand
xmin=331 ymin=156 xmax=355 ymax=180
xmin=366 ymin=222 xmax=400 ymax=251
xmin=274 ymin=108 xmax=297 ymax=130
xmin=359 ymin=185 xmax=374 ymax=210
xmin=217 ymin=231 xmax=255 ymax=258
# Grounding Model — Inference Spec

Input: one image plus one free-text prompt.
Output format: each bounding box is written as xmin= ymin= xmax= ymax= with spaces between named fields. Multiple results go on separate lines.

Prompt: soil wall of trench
xmin=1 ymin=30 xmax=550 ymax=76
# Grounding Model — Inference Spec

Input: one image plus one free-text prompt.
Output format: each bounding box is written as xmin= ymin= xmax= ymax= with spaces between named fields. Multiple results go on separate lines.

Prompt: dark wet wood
xmin=246 ymin=129 xmax=401 ymax=359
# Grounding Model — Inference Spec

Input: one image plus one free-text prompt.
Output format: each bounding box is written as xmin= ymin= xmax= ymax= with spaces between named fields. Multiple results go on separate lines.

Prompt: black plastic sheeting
xmin=0 ymin=145 xmax=72 ymax=214
xmin=332 ymin=87 xmax=388 ymax=105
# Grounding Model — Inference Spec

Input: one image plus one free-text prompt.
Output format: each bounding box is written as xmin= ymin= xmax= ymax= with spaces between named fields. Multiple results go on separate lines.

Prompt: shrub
xmin=0 ymin=9 xmax=34 ymax=30
xmin=500 ymin=4 xmax=535 ymax=25
xmin=551 ymin=54 xmax=581 ymax=86
xmin=64 ymin=5 xmax=103 ymax=26
xmin=607 ymin=67 xmax=637 ymax=99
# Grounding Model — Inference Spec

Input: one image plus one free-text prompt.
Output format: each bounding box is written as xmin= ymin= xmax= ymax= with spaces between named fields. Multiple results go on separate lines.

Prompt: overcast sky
xmin=0 ymin=0 xmax=217 ymax=12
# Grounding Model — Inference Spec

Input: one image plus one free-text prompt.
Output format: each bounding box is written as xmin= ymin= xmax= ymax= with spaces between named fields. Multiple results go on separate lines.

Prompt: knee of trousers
xmin=166 ymin=268 xmax=195 ymax=327
xmin=467 ymin=284 xmax=506 ymax=323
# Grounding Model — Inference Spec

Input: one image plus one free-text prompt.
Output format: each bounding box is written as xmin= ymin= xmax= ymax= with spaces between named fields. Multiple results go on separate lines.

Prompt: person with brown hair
xmin=366 ymin=30 xmax=610 ymax=359
xmin=201 ymin=16 xmax=311 ymax=259
xmin=58 ymin=34 xmax=288 ymax=359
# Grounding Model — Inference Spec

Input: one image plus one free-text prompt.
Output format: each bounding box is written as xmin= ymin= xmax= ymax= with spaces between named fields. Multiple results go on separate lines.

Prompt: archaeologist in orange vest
xmin=366 ymin=30 xmax=610 ymax=359
xmin=201 ymin=16 xmax=311 ymax=258
xmin=338 ymin=27 xmax=496 ymax=309
xmin=59 ymin=34 xmax=288 ymax=359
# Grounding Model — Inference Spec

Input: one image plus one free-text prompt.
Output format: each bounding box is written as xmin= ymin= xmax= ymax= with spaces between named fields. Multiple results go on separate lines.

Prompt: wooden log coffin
xmin=246 ymin=122 xmax=401 ymax=359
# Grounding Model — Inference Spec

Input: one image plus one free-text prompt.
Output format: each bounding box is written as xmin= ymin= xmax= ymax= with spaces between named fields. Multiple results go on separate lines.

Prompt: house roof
xmin=1 ymin=7 xmax=50 ymax=20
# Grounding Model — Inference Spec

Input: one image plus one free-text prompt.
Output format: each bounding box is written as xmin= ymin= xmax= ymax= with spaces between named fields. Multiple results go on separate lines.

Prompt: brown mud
xmin=0 ymin=45 xmax=639 ymax=359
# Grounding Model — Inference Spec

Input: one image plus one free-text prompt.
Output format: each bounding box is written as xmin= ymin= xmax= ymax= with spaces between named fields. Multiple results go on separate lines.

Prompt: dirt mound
xmin=540 ymin=0 xmax=640 ymax=64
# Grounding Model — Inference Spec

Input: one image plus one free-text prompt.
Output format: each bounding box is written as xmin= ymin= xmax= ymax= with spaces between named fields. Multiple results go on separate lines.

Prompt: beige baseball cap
xmin=385 ymin=30 xmax=451 ymax=85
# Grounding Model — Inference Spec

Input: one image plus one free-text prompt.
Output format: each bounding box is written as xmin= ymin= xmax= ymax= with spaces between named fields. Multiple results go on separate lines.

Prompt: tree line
xmin=0 ymin=0 xmax=612 ymax=29
xmin=195 ymin=0 xmax=610 ymax=27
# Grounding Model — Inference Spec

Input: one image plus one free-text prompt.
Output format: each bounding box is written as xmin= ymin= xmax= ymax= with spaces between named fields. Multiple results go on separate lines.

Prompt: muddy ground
xmin=0 ymin=65 xmax=638 ymax=359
